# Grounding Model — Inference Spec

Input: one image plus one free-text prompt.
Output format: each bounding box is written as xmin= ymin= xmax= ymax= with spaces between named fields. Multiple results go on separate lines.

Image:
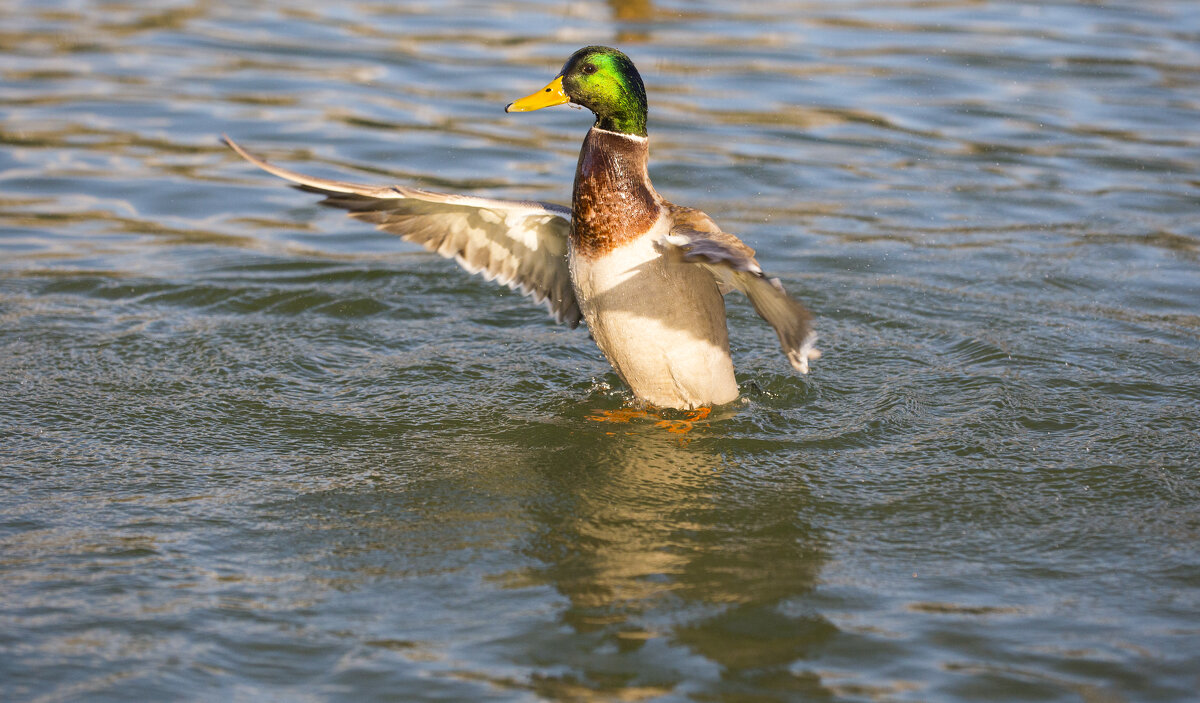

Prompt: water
xmin=2 ymin=0 xmax=1199 ymax=700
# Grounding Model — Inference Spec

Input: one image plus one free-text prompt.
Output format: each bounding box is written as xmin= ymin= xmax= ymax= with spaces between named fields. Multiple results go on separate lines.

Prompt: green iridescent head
xmin=506 ymin=46 xmax=649 ymax=137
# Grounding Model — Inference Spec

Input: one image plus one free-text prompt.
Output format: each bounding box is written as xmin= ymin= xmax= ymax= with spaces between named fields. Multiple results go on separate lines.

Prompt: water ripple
xmin=3 ymin=0 xmax=1200 ymax=701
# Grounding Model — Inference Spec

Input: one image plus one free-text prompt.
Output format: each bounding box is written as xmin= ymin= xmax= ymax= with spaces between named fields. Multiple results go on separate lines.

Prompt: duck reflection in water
xmin=509 ymin=427 xmax=835 ymax=698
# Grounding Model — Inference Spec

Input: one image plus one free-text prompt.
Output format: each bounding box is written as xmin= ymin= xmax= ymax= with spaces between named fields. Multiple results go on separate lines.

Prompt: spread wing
xmin=663 ymin=207 xmax=819 ymax=373
xmin=223 ymin=136 xmax=581 ymax=327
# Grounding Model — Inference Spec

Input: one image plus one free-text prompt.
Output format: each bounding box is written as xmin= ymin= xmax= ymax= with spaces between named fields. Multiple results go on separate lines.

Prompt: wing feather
xmin=665 ymin=223 xmax=820 ymax=373
xmin=224 ymin=136 xmax=580 ymax=327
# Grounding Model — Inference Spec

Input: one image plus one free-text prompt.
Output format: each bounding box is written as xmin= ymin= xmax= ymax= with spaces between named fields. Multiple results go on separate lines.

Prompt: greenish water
xmin=2 ymin=1 xmax=1199 ymax=701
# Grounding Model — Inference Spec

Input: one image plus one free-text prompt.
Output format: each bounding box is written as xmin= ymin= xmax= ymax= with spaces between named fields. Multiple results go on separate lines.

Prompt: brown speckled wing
xmin=665 ymin=222 xmax=819 ymax=373
xmin=224 ymin=137 xmax=581 ymax=328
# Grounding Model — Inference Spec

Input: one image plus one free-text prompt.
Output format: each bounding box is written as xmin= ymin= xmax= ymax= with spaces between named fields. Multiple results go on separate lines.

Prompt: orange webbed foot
xmin=587 ymin=406 xmax=712 ymax=436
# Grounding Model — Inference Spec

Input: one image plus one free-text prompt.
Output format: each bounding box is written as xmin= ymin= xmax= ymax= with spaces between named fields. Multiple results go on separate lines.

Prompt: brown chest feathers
xmin=570 ymin=128 xmax=661 ymax=257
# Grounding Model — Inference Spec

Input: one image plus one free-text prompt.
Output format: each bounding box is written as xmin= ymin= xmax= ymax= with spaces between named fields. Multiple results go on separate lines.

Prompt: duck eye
xmin=581 ymin=63 xmax=597 ymax=75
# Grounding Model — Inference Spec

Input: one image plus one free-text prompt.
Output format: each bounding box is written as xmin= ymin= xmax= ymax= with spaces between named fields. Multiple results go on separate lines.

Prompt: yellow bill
xmin=505 ymin=75 xmax=568 ymax=112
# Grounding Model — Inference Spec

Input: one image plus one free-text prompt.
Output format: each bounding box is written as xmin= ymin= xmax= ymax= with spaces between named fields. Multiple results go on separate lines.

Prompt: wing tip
xmin=788 ymin=331 xmax=821 ymax=374
xmin=221 ymin=133 xmax=257 ymax=163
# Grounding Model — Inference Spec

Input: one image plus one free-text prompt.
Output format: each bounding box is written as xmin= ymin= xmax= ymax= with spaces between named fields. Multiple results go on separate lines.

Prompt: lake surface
xmin=2 ymin=1 xmax=1199 ymax=700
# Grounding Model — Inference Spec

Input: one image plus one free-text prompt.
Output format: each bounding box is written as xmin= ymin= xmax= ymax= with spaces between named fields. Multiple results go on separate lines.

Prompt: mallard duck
xmin=224 ymin=45 xmax=818 ymax=410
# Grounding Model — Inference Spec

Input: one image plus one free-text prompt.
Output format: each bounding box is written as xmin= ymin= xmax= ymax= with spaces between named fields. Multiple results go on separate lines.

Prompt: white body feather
xmin=569 ymin=214 xmax=739 ymax=409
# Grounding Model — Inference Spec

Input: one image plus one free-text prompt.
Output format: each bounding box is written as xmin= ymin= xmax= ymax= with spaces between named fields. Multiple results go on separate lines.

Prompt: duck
xmin=223 ymin=45 xmax=818 ymax=410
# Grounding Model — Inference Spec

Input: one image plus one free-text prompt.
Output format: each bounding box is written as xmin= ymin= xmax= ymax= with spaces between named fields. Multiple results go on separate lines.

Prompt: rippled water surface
xmin=3 ymin=1 xmax=1199 ymax=701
